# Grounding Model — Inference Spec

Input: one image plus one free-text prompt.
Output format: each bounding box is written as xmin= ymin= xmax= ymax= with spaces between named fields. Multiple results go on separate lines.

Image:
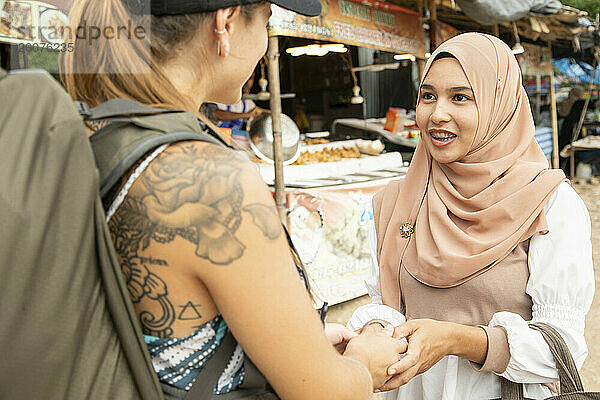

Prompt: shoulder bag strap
xmin=528 ymin=322 xmax=584 ymax=393
xmin=500 ymin=322 xmax=589 ymax=399
xmin=184 ymin=330 xmax=238 ymax=400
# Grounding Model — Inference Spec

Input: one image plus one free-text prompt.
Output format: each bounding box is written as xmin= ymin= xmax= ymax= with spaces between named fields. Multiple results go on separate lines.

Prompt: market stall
xmin=518 ymin=42 xmax=560 ymax=166
xmin=260 ymin=0 xmax=427 ymax=305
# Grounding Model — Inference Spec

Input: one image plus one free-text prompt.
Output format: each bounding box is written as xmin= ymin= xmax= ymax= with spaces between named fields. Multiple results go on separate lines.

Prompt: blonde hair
xmin=61 ymin=0 xmax=264 ymax=115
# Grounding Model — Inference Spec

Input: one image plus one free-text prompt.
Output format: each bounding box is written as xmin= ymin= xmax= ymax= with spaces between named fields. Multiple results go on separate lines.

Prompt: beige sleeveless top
xmin=400 ymin=240 xmax=533 ymax=326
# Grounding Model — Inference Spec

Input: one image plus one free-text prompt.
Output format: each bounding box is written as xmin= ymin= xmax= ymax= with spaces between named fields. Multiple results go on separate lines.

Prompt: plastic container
xmin=384 ymin=107 xmax=406 ymax=133
xmin=576 ymin=162 xmax=592 ymax=179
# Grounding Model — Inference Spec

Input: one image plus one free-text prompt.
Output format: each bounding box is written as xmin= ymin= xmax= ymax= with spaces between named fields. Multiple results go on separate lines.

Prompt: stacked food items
xmin=293 ymin=146 xmax=361 ymax=165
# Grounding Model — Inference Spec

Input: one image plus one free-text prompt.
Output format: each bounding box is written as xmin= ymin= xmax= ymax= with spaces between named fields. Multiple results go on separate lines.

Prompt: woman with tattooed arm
xmin=61 ymin=0 xmax=405 ymax=399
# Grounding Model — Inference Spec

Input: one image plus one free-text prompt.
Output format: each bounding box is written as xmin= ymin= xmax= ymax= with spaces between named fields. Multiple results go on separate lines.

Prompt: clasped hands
xmin=326 ymin=319 xmax=486 ymax=392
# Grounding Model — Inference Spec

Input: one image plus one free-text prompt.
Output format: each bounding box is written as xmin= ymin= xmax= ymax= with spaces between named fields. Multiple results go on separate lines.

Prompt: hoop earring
xmin=214 ymin=28 xmax=227 ymax=35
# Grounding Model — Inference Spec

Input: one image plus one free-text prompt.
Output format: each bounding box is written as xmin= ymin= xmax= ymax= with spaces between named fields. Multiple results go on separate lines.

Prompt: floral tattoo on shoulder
xmin=108 ymin=143 xmax=282 ymax=337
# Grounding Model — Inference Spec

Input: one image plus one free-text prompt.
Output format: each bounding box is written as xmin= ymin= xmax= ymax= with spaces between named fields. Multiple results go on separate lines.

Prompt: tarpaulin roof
xmin=553 ymin=58 xmax=600 ymax=84
xmin=455 ymin=0 xmax=562 ymax=26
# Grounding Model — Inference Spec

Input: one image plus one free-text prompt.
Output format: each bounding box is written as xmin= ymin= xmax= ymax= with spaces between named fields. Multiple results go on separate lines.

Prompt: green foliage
xmin=26 ymin=48 xmax=59 ymax=74
xmin=561 ymin=0 xmax=600 ymax=20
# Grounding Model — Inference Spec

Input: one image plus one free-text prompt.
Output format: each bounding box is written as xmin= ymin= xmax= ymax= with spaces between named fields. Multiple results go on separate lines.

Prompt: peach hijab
xmin=373 ymin=33 xmax=566 ymax=308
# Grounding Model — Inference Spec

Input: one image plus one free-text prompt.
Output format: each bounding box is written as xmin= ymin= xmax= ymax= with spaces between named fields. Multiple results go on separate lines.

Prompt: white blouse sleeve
xmin=347 ymin=221 xmax=406 ymax=331
xmin=489 ymin=182 xmax=594 ymax=383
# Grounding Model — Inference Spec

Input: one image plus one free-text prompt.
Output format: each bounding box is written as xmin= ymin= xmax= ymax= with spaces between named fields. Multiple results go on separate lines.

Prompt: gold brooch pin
xmin=399 ymin=222 xmax=414 ymax=238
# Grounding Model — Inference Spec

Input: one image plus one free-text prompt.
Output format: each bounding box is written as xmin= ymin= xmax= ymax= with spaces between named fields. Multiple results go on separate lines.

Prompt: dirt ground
xmin=327 ymin=180 xmax=600 ymax=391
xmin=573 ymin=181 xmax=600 ymax=389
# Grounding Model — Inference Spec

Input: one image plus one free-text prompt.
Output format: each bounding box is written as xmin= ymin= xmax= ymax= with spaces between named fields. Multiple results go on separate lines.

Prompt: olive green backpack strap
xmin=96 ymin=129 xmax=222 ymax=198
xmin=83 ymin=99 xmax=224 ymax=198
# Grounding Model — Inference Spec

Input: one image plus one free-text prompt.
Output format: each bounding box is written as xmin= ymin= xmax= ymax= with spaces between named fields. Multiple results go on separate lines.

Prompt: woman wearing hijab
xmin=348 ymin=33 xmax=594 ymax=399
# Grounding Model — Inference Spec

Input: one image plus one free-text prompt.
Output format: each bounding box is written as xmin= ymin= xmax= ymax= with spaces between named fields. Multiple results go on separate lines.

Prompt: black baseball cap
xmin=138 ymin=0 xmax=322 ymax=17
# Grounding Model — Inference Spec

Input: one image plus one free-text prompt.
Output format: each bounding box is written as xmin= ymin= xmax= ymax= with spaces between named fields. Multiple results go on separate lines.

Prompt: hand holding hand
xmin=343 ymin=323 xmax=408 ymax=390
xmin=375 ymin=319 xmax=453 ymax=391
xmin=377 ymin=319 xmax=486 ymax=392
xmin=324 ymin=323 xmax=357 ymax=354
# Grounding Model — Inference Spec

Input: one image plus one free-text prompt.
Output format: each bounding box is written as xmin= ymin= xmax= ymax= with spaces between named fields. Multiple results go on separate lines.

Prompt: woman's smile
xmin=429 ymin=129 xmax=458 ymax=147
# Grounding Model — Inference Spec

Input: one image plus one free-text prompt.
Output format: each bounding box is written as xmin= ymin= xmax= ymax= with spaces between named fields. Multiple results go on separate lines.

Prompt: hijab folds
xmin=373 ymin=33 xmax=566 ymax=309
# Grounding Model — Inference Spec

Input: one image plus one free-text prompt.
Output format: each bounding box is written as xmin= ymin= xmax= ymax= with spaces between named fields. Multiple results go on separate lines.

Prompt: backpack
xmin=0 ymin=68 xmax=277 ymax=400
xmin=0 ymin=69 xmax=161 ymax=399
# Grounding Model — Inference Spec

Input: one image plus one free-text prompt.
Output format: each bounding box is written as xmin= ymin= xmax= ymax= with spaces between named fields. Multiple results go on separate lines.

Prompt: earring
xmin=214 ymin=27 xmax=229 ymax=57
xmin=217 ymin=39 xmax=230 ymax=57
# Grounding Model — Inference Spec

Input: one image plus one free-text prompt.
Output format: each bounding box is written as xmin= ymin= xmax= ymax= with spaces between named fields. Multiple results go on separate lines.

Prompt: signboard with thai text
xmin=434 ymin=21 xmax=460 ymax=47
xmin=269 ymin=0 xmax=427 ymax=57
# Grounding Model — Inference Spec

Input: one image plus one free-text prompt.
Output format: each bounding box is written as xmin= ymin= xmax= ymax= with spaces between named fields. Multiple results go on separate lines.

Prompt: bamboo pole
xmin=548 ymin=42 xmax=559 ymax=169
xmin=549 ymin=72 xmax=559 ymax=169
xmin=417 ymin=0 xmax=424 ymax=20
xmin=429 ymin=0 xmax=438 ymax=51
xmin=417 ymin=0 xmax=426 ymax=81
xmin=417 ymin=59 xmax=426 ymax=82
xmin=267 ymin=35 xmax=287 ymax=224
xmin=535 ymin=74 xmax=541 ymax=122
xmin=492 ymin=24 xmax=499 ymax=37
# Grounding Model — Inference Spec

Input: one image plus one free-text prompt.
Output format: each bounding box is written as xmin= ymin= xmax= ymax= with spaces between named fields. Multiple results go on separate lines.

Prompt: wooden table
xmin=563 ymin=135 xmax=600 ymax=177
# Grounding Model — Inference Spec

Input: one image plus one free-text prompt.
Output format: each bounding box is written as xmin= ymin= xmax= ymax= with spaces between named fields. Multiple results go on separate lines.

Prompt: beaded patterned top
xmin=144 ymin=315 xmax=245 ymax=393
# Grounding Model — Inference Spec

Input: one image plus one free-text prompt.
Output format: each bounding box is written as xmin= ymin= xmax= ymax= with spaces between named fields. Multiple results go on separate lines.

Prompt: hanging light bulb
xmin=351 ymin=85 xmax=364 ymax=104
xmin=286 ymin=44 xmax=348 ymax=57
xmin=512 ymin=42 xmax=524 ymax=55
xmin=257 ymin=58 xmax=270 ymax=101
xmin=393 ymin=53 xmax=416 ymax=62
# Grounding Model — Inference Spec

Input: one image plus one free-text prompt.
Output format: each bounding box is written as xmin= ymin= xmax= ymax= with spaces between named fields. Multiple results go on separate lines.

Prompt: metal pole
xmin=267 ymin=35 xmax=287 ymax=225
